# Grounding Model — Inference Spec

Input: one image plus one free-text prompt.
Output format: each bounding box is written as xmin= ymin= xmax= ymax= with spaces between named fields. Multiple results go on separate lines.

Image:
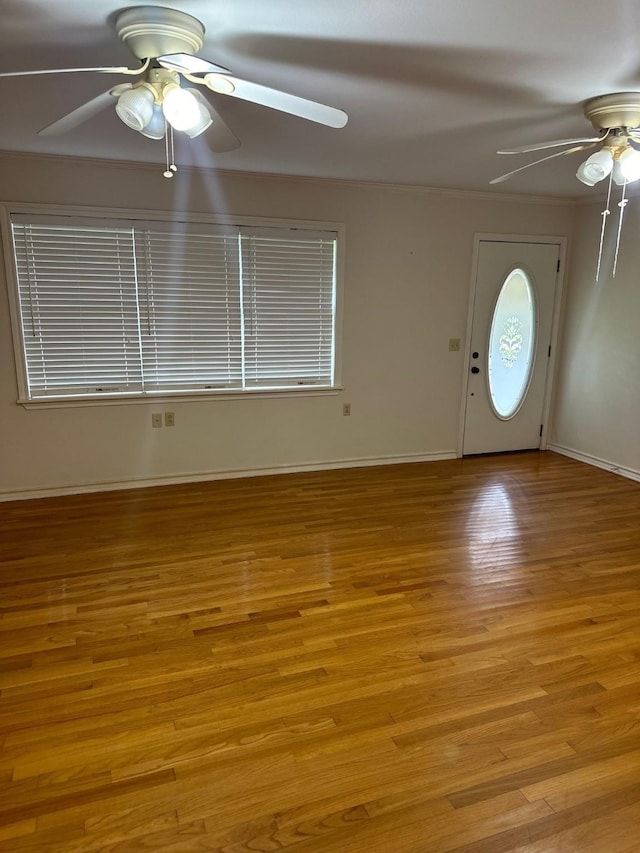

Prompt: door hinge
xmin=539 ymin=424 xmax=543 ymax=437
xmin=557 ymin=259 xmax=561 ymax=272
xmin=548 ymin=345 xmax=551 ymax=357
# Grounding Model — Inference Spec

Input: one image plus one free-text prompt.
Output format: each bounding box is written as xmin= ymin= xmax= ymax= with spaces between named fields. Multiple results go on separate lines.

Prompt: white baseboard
xmin=548 ymin=443 xmax=640 ymax=484
xmin=0 ymin=450 xmax=457 ymax=502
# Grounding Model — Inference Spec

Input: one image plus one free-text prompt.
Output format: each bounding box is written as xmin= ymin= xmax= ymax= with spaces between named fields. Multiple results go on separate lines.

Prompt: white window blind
xmin=135 ymin=223 xmax=242 ymax=391
xmin=12 ymin=217 xmax=143 ymax=397
xmin=240 ymin=228 xmax=336 ymax=387
xmin=8 ymin=212 xmax=339 ymax=401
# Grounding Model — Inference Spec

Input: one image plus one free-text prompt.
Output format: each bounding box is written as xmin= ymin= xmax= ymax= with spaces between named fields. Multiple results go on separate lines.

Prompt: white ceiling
xmin=2 ymin=0 xmax=640 ymax=197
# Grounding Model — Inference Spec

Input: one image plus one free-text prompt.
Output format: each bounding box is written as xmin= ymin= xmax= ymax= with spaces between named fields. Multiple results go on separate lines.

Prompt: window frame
xmin=1 ymin=202 xmax=345 ymax=408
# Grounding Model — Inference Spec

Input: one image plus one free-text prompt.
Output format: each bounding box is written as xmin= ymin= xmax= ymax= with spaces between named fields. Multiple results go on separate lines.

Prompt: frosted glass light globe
xmin=184 ymin=91 xmax=212 ymax=138
xmin=140 ymin=105 xmax=166 ymax=139
xmin=162 ymin=87 xmax=201 ymax=132
xmin=576 ymin=149 xmax=613 ymax=186
xmin=115 ymin=87 xmax=155 ymax=132
xmin=618 ymin=147 xmax=640 ymax=183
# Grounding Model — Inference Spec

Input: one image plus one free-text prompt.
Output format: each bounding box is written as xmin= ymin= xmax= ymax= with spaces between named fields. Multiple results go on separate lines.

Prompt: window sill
xmin=18 ymin=386 xmax=343 ymax=409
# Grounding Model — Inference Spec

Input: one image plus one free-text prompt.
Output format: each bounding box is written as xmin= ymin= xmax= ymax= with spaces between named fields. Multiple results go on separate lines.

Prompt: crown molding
xmin=572 ymin=183 xmax=640 ymax=206
xmin=0 ymin=149 xmax=576 ymax=207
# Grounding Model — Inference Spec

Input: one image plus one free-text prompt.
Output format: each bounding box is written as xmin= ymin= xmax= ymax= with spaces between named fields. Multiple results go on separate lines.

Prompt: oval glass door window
xmin=488 ymin=267 xmax=536 ymax=418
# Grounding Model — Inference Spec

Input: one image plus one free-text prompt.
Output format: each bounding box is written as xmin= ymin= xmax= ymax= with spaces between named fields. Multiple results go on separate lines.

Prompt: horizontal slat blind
xmin=9 ymin=213 xmax=338 ymax=400
xmin=11 ymin=220 xmax=142 ymax=397
xmin=240 ymin=231 xmax=336 ymax=386
xmin=135 ymin=227 xmax=242 ymax=390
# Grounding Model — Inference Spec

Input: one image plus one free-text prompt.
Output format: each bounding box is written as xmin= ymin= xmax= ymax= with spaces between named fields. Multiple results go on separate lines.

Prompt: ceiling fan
xmin=0 ymin=6 xmax=348 ymax=176
xmin=491 ymin=92 xmax=640 ymax=187
xmin=491 ymin=93 xmax=640 ymax=281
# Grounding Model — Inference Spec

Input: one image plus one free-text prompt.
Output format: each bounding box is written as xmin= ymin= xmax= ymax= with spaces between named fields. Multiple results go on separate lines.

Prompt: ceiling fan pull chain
xmin=170 ymin=126 xmax=178 ymax=174
xmin=163 ymin=123 xmax=177 ymax=178
xmin=163 ymin=126 xmax=172 ymax=177
xmin=613 ymin=182 xmax=629 ymax=277
xmin=595 ymin=170 xmax=613 ymax=283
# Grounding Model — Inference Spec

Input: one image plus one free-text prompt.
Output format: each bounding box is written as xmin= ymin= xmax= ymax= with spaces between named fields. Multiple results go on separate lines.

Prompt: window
xmin=6 ymin=210 xmax=340 ymax=402
xmin=488 ymin=267 xmax=536 ymax=419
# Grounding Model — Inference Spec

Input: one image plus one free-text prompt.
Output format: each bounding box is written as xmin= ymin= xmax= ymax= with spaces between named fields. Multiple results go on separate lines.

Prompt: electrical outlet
xmin=151 ymin=413 xmax=162 ymax=428
xmin=343 ymin=403 xmax=351 ymax=416
xmin=448 ymin=338 xmax=461 ymax=352
xmin=165 ymin=412 xmax=175 ymax=427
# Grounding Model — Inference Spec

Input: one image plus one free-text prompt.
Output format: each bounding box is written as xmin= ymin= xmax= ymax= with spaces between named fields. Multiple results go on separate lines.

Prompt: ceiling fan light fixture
xmin=618 ymin=147 xmax=640 ymax=183
xmin=612 ymin=160 xmax=628 ymax=186
xmin=576 ymin=149 xmax=614 ymax=186
xmin=140 ymin=104 xmax=166 ymax=140
xmin=183 ymin=93 xmax=213 ymax=138
xmin=115 ymin=86 xmax=155 ymax=131
xmin=161 ymin=85 xmax=201 ymax=131
xmin=575 ymin=162 xmax=599 ymax=187
xmin=3 ymin=6 xmax=348 ymax=177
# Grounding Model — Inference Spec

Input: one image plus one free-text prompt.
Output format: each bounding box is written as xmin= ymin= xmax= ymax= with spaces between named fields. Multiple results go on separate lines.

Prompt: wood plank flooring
xmin=0 ymin=451 xmax=639 ymax=852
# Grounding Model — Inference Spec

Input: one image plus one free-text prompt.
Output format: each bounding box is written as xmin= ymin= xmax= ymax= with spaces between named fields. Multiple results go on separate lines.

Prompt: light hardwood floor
xmin=1 ymin=451 xmax=639 ymax=852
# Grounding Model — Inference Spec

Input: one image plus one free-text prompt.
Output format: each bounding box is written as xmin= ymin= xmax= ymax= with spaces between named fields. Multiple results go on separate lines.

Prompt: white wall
xmin=0 ymin=153 xmax=574 ymax=497
xmin=551 ymin=194 xmax=640 ymax=479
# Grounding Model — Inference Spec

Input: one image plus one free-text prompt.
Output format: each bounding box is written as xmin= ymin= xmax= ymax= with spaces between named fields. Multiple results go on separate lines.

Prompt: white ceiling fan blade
xmin=38 ymin=87 xmax=128 ymax=136
xmin=0 ymin=62 xmax=147 ymax=78
xmin=204 ymin=74 xmax=348 ymax=128
xmin=191 ymin=90 xmax=240 ymax=152
xmin=490 ymin=143 xmax=596 ymax=184
xmin=158 ymin=54 xmax=230 ymax=75
xmin=498 ymin=131 xmax=608 ymax=155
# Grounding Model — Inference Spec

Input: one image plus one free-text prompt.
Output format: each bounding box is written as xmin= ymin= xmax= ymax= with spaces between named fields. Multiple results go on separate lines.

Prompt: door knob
xmin=471 ymin=366 xmax=480 ymax=374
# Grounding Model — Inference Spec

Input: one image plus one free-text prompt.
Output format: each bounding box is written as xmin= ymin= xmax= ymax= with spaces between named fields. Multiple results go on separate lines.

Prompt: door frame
xmin=456 ymin=233 xmax=568 ymax=457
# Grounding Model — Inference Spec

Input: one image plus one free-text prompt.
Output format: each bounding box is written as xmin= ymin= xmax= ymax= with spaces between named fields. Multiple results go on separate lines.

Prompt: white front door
xmin=462 ymin=240 xmax=561 ymax=456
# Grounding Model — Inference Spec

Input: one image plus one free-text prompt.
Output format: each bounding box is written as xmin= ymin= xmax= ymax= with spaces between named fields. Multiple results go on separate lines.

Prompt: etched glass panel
xmin=488 ymin=268 xmax=535 ymax=418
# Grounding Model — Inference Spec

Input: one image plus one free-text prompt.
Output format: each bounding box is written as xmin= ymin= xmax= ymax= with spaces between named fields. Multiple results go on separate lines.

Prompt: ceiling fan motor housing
xmin=116 ymin=6 xmax=205 ymax=60
xmin=584 ymin=92 xmax=640 ymax=131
